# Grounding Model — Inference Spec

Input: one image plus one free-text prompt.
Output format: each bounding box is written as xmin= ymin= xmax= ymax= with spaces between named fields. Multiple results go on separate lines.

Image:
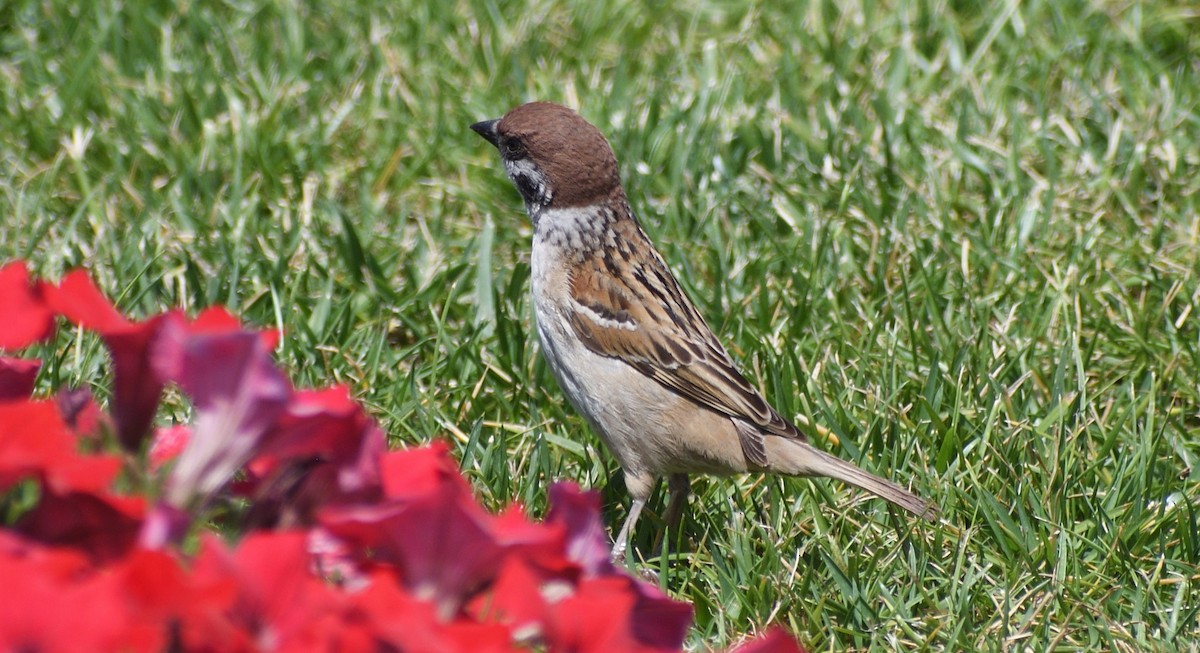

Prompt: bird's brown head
xmin=471 ymin=102 xmax=623 ymax=215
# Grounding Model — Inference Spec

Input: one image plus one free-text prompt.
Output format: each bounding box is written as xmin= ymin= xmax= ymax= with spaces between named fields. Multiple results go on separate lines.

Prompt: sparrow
xmin=471 ymin=102 xmax=935 ymax=561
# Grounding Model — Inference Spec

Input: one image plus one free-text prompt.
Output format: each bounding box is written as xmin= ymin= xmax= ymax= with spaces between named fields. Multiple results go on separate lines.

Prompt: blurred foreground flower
xmin=0 ymin=260 xmax=807 ymax=653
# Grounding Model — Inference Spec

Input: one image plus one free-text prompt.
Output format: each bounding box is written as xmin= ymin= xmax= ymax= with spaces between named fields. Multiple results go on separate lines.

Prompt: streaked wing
xmin=565 ymin=226 xmax=802 ymax=448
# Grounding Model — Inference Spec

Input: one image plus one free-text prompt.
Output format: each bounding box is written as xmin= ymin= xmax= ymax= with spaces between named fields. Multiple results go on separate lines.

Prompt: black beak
xmin=470 ymin=119 xmax=501 ymax=148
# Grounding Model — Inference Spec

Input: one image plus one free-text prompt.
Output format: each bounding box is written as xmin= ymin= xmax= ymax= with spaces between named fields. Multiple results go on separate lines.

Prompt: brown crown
xmin=497 ymin=102 xmax=624 ymax=208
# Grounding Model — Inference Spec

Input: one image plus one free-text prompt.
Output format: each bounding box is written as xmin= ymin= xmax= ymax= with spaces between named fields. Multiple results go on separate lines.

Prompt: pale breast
xmin=530 ymin=234 xmax=748 ymax=479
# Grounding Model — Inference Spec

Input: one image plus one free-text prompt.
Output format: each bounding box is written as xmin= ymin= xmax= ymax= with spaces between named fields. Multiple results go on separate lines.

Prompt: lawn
xmin=3 ymin=0 xmax=1199 ymax=649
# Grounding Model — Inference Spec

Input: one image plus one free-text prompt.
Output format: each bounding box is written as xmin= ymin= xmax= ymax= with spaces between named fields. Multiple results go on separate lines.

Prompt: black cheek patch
xmin=514 ymin=173 xmax=542 ymax=204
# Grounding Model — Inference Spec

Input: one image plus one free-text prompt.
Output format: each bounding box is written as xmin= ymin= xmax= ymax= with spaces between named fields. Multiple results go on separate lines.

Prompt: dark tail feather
xmin=765 ymin=437 xmax=937 ymax=520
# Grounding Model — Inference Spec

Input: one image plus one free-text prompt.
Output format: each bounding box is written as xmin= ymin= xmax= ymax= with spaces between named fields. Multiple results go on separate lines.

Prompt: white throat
xmin=503 ymin=157 xmax=553 ymax=218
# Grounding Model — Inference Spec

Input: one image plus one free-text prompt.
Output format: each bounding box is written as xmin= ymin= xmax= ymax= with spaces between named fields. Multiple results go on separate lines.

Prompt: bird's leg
xmin=611 ymin=497 xmax=646 ymax=565
xmin=655 ymin=473 xmax=691 ymax=559
xmin=652 ymin=472 xmax=691 ymax=559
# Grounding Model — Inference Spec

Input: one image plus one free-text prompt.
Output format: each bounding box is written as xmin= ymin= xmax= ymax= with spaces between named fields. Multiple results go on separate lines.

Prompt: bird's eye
xmin=501 ymin=139 xmax=527 ymax=160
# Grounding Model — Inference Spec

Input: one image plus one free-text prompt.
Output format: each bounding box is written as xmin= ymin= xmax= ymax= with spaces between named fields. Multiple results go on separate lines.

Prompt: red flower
xmin=349 ymin=570 xmax=520 ymax=653
xmin=471 ymin=556 xmax=551 ymax=639
xmin=240 ymin=386 xmax=386 ymax=528
xmin=113 ymin=548 xmax=240 ymax=650
xmin=320 ymin=478 xmax=504 ymax=618
xmin=154 ymin=312 xmax=292 ymax=509
xmin=188 ymin=531 xmax=336 ymax=651
xmin=0 ymin=260 xmax=812 ymax=653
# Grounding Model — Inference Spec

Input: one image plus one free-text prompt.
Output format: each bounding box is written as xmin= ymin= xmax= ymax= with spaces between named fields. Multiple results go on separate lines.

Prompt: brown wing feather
xmin=565 ymin=226 xmax=803 ymax=446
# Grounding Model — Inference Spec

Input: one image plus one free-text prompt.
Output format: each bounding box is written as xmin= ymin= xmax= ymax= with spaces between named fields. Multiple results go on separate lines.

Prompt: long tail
xmin=764 ymin=437 xmax=937 ymax=520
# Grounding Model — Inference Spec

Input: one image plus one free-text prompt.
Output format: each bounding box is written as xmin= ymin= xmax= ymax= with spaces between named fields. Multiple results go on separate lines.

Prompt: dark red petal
xmin=0 ymin=357 xmax=40 ymax=400
xmin=54 ymin=388 xmax=110 ymax=440
xmin=104 ymin=314 xmax=170 ymax=450
xmin=251 ymin=386 xmax=384 ymax=493
xmin=546 ymin=483 xmax=614 ymax=576
xmin=320 ymin=487 xmax=503 ymax=618
xmin=627 ymin=579 xmax=694 ymax=650
xmin=16 ymin=490 xmax=145 ymax=564
xmin=44 ymin=271 xmax=167 ymax=449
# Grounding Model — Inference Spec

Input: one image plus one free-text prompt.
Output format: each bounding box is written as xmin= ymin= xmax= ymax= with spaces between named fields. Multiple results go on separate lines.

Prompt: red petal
xmin=379 ymin=441 xmax=471 ymax=499
xmin=0 ymin=400 xmax=66 ymax=490
xmin=188 ymin=306 xmax=243 ymax=333
xmin=488 ymin=507 xmax=570 ymax=574
xmin=0 ymin=400 xmax=119 ymax=494
xmin=353 ymin=571 xmax=519 ymax=653
xmin=437 ymin=621 xmax=521 ymax=653
xmin=114 ymin=549 xmax=218 ymax=620
xmin=546 ymin=577 xmax=639 ymax=651
xmin=0 ymin=552 xmax=157 ymax=653
xmin=46 ymin=453 xmax=123 ymax=495
xmin=470 ymin=557 xmax=548 ymax=633
xmin=729 ymin=628 xmax=809 ymax=653
xmin=45 ymin=269 xmax=130 ymax=332
xmin=546 ymin=576 xmax=691 ymax=653
xmin=348 ymin=571 xmax=440 ymax=644
xmin=115 ymin=549 xmax=242 ymax=651
xmin=0 ymin=262 xmax=54 ymax=350
xmin=148 ymin=425 xmax=190 ymax=470
xmin=192 ymin=531 xmax=336 ymax=649
xmin=191 ymin=306 xmax=280 ymax=349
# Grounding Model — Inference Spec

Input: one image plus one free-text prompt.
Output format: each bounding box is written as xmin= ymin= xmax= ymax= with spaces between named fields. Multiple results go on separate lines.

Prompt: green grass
xmin=4 ymin=0 xmax=1200 ymax=649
